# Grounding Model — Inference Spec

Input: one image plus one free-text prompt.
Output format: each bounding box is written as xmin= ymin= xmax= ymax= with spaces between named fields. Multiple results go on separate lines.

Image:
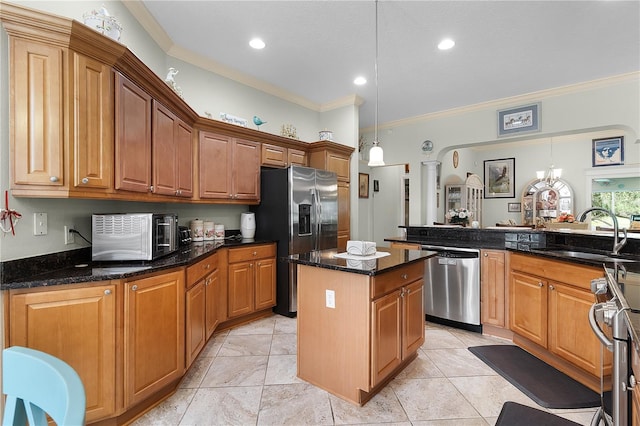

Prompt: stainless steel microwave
xmin=92 ymin=213 xmax=178 ymax=261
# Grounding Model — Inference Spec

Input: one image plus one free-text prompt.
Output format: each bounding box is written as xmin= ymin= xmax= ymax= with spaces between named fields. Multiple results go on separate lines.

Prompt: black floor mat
xmin=469 ymin=345 xmax=601 ymax=409
xmin=495 ymin=402 xmax=582 ymax=426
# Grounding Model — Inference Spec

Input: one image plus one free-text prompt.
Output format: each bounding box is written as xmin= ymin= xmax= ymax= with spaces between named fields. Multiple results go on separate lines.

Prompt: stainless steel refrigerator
xmin=252 ymin=165 xmax=338 ymax=316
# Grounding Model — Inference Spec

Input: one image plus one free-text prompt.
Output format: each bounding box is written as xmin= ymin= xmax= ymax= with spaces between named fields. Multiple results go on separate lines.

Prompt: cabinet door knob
xmin=49 ymin=176 xmax=59 ymax=182
xmin=131 ymin=284 xmax=138 ymax=291
xmin=149 ymin=185 xmax=154 ymax=192
xmin=401 ymin=273 xmax=408 ymax=280
xmin=250 ymin=264 xmax=254 ymax=268
xmin=549 ymin=285 xmax=555 ymax=291
xmin=104 ymin=289 xmax=112 ymax=295
xmin=484 ymin=253 xmax=488 ymax=257
xmin=81 ymin=177 xmax=89 ymax=184
xmin=253 ymin=251 xmax=257 ymax=256
xmin=538 ymin=282 xmax=544 ymax=287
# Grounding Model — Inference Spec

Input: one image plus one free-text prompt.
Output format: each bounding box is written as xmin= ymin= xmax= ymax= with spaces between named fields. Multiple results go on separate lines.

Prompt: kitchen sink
xmin=535 ymin=249 xmax=638 ymax=263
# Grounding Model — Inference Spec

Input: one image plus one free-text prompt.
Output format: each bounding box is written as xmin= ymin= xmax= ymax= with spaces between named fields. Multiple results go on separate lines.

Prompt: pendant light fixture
xmin=536 ymin=137 xmax=562 ymax=185
xmin=368 ymin=0 xmax=385 ymax=167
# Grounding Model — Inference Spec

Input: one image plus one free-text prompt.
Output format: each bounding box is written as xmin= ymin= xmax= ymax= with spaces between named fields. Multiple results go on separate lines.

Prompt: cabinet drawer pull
xmin=49 ymin=176 xmax=59 ymax=182
xmin=253 ymin=251 xmax=257 ymax=256
xmin=81 ymin=177 xmax=89 ymax=184
xmin=104 ymin=289 xmax=112 ymax=295
xmin=401 ymin=273 xmax=408 ymax=280
xmin=131 ymin=284 xmax=138 ymax=291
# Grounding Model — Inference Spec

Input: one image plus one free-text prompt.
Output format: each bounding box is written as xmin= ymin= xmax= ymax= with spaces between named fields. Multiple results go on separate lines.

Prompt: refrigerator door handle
xmin=311 ymin=188 xmax=322 ymax=251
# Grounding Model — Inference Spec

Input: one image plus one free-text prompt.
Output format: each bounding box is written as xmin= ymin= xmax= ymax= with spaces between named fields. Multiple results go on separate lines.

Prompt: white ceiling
xmin=138 ymin=1 xmax=640 ymax=129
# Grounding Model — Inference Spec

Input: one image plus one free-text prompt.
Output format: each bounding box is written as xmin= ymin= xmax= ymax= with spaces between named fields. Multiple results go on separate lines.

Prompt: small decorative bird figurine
xmin=253 ymin=116 xmax=267 ymax=130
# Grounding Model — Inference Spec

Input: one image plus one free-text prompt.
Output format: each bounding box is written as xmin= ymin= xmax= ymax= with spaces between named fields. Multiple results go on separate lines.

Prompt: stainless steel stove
xmin=589 ymin=265 xmax=640 ymax=425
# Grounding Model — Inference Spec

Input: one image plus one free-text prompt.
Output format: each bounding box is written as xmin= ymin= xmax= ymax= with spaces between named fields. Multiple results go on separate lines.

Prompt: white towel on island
xmin=333 ymin=251 xmax=391 ymax=261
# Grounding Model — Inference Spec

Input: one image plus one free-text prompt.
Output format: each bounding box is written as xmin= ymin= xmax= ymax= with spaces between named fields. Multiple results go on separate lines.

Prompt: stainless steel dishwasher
xmin=422 ymin=245 xmax=481 ymax=332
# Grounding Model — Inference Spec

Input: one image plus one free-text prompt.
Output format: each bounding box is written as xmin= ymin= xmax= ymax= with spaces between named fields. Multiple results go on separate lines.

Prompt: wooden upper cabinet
xmin=115 ymin=72 xmax=152 ymax=193
xmin=11 ymin=38 xmax=65 ymax=187
xmin=199 ymin=131 xmax=233 ymax=199
xmin=199 ymin=131 xmax=260 ymax=202
xmin=288 ymin=148 xmax=308 ymax=166
xmin=261 ymin=143 xmax=287 ymax=167
xmin=233 ymin=139 xmax=260 ymax=201
xmin=261 ymin=144 xmax=308 ymax=167
xmin=152 ymin=101 xmax=193 ymax=197
xmin=72 ymin=52 xmax=113 ymax=190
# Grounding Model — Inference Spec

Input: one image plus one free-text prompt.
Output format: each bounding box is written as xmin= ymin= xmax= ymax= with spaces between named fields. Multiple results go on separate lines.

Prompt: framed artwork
xmin=358 ymin=173 xmax=369 ymax=198
xmin=484 ymin=158 xmax=515 ymax=198
xmin=508 ymin=202 xmax=522 ymax=213
xmin=592 ymin=136 xmax=624 ymax=167
xmin=497 ymin=103 xmax=541 ymax=137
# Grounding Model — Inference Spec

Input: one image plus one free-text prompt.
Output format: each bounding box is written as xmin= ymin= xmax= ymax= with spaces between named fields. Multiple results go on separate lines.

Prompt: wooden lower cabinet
xmin=509 ymin=253 xmax=610 ymax=390
xmin=124 ymin=270 xmax=185 ymax=407
xmin=8 ymin=282 xmax=117 ymax=423
xmin=480 ymin=249 xmax=507 ymax=329
xmin=227 ymin=244 xmax=276 ymax=318
xmin=186 ymin=281 xmax=207 ymax=367
xmin=371 ymin=278 xmax=424 ymax=387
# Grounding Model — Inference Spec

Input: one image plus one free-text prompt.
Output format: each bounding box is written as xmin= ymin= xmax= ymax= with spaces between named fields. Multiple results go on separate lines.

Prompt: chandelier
xmin=536 ymin=138 xmax=562 ymax=185
xmin=368 ymin=0 xmax=385 ymax=167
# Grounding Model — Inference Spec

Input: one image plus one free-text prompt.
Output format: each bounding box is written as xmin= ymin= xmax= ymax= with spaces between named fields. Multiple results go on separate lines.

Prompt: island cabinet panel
xmin=297 ymin=266 xmax=371 ymax=403
xmin=402 ymin=279 xmax=425 ymax=355
xmin=632 ymin=347 xmax=640 ymax=426
xmin=371 ymin=290 xmax=402 ymax=385
xmin=11 ymin=38 xmax=65 ymax=187
xmin=8 ymin=282 xmax=117 ymax=423
xmin=297 ymin=258 xmax=424 ymax=405
xmin=480 ymin=249 xmax=507 ymax=328
xmin=509 ymin=253 xmax=610 ymax=391
xmin=124 ymin=270 xmax=185 ymax=407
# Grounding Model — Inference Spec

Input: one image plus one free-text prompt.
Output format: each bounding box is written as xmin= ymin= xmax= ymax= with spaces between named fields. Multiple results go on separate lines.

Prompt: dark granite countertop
xmin=1 ymin=238 xmax=275 ymax=290
xmin=288 ymin=248 xmax=437 ymax=276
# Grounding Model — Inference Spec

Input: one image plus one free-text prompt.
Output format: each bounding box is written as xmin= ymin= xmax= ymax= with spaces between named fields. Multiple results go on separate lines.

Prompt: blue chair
xmin=2 ymin=346 xmax=86 ymax=426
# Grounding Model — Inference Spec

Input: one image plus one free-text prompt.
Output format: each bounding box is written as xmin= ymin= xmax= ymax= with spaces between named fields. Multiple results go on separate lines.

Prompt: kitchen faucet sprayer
xmin=577 ymin=207 xmax=628 ymax=255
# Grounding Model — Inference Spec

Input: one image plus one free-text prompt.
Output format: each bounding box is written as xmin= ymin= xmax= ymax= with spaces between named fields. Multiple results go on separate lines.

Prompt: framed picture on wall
xmin=497 ymin=103 xmax=541 ymax=137
xmin=508 ymin=202 xmax=521 ymax=212
xmin=484 ymin=158 xmax=515 ymax=198
xmin=358 ymin=173 xmax=369 ymax=198
xmin=592 ymin=136 xmax=624 ymax=167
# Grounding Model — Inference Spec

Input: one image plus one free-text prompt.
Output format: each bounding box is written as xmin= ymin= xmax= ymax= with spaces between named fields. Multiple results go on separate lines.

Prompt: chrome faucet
xmin=577 ymin=207 xmax=628 ymax=255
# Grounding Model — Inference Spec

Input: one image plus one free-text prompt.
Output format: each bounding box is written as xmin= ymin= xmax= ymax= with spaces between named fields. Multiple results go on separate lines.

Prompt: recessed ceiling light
xmin=354 ymin=76 xmax=367 ymax=85
xmin=438 ymin=38 xmax=455 ymax=50
xmin=249 ymin=38 xmax=265 ymax=49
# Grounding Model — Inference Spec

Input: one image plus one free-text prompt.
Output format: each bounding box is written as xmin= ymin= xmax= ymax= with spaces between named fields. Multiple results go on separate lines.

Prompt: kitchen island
xmin=289 ymin=247 xmax=436 ymax=405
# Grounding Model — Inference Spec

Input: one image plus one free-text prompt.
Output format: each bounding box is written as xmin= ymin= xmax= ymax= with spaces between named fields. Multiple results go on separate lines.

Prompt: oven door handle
xmin=589 ymin=302 xmax=614 ymax=352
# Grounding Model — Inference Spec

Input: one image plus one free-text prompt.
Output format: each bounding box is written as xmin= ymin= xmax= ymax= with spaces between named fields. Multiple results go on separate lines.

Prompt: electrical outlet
xmin=64 ymin=225 xmax=75 ymax=245
xmin=325 ymin=289 xmax=335 ymax=309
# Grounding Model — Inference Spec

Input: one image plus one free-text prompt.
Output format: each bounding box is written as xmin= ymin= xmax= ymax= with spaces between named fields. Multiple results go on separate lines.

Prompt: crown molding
xmin=363 ymin=71 xmax=640 ymax=132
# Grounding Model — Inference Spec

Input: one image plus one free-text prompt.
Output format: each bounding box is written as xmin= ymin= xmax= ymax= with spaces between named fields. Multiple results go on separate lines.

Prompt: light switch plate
xmin=33 ymin=213 xmax=47 ymax=235
xmin=325 ymin=289 xmax=335 ymax=309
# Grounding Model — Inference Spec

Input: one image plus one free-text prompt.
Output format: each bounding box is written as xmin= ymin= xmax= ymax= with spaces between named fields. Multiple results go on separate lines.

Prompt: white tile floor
xmin=132 ymin=316 xmax=599 ymax=425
